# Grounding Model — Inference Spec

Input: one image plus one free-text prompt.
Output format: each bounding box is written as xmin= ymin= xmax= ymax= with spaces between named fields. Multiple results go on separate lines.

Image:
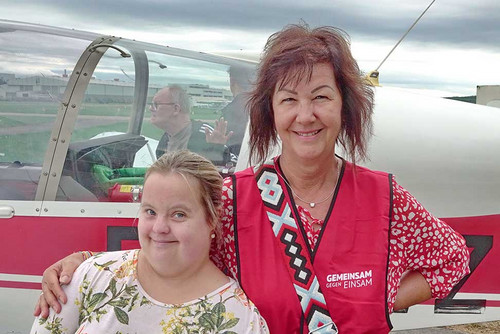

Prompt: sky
xmin=1 ymin=0 xmax=499 ymax=97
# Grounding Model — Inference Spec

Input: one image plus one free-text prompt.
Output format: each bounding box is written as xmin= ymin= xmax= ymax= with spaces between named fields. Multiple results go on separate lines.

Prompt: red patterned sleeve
xmin=387 ymin=178 xmax=470 ymax=311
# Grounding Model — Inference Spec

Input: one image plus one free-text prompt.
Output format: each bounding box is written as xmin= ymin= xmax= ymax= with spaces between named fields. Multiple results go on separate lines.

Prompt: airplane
xmin=0 ymin=18 xmax=499 ymax=333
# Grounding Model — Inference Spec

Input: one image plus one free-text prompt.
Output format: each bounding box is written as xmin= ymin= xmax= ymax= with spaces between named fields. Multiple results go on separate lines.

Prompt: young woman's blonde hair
xmin=144 ymin=150 xmax=223 ymax=243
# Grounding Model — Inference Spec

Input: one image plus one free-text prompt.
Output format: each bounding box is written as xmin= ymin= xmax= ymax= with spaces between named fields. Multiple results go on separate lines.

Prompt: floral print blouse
xmin=31 ymin=250 xmax=269 ymax=334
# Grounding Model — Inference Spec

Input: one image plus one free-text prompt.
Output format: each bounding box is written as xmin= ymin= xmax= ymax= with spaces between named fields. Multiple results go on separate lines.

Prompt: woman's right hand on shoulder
xmin=33 ymin=252 xmax=85 ymax=318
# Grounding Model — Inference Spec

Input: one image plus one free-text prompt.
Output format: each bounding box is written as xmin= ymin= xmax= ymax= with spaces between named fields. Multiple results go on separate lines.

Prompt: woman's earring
xmin=210 ymin=233 xmax=216 ymax=239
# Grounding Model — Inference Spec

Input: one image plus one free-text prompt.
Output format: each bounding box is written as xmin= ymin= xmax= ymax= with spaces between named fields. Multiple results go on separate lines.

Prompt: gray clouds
xmin=2 ymin=0 xmax=499 ymax=95
xmin=22 ymin=0 xmax=498 ymax=49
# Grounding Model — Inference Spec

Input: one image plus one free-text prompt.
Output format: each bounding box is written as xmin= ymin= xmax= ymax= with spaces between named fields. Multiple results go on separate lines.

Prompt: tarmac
xmin=394 ymin=328 xmax=464 ymax=333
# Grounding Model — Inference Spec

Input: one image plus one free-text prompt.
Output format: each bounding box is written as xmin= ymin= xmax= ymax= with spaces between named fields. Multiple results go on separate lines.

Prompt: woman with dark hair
xmin=249 ymin=25 xmax=373 ymax=165
xmin=35 ymin=24 xmax=469 ymax=334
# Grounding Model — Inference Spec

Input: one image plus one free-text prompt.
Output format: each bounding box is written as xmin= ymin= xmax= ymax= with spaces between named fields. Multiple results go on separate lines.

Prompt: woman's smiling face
xmin=272 ymin=63 xmax=342 ymax=162
xmin=138 ymin=172 xmax=212 ymax=278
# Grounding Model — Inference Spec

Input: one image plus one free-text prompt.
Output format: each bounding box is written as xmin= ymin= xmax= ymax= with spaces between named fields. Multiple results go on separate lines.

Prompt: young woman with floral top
xmin=31 ymin=150 xmax=268 ymax=333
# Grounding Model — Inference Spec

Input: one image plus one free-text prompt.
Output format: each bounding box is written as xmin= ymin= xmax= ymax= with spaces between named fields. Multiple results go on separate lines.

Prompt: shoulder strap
xmin=255 ymin=162 xmax=338 ymax=334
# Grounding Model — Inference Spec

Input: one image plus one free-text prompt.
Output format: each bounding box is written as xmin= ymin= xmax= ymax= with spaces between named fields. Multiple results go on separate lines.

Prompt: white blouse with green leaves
xmin=31 ymin=250 xmax=269 ymax=334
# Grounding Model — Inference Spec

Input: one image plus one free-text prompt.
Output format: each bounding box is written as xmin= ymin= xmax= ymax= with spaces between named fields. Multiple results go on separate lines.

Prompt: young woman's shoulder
xmin=79 ymin=249 xmax=139 ymax=283
xmin=215 ymin=278 xmax=270 ymax=333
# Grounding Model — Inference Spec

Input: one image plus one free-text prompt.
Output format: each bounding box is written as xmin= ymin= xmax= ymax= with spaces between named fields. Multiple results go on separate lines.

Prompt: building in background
xmin=0 ymin=73 xmax=232 ymax=108
xmin=477 ymin=85 xmax=500 ymax=108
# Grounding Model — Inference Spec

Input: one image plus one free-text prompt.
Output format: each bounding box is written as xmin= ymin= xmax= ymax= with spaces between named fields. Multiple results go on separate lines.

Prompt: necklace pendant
xmin=309 ymin=202 xmax=316 ymax=208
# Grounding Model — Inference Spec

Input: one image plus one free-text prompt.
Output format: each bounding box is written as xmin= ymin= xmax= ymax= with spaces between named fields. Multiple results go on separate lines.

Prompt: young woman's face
xmin=272 ymin=63 xmax=342 ymax=162
xmin=138 ymin=172 xmax=212 ymax=278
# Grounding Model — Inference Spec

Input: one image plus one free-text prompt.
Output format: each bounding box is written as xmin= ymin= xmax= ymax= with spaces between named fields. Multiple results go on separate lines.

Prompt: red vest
xmin=233 ymin=160 xmax=392 ymax=333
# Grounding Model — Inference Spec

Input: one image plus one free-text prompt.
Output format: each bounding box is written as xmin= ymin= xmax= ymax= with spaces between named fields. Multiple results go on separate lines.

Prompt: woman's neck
xmin=278 ymin=153 xmax=339 ymax=191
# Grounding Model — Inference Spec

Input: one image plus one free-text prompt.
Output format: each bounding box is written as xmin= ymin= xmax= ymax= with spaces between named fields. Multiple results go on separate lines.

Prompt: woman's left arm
xmin=393 ymin=270 xmax=431 ymax=311
xmin=391 ymin=180 xmax=470 ymax=310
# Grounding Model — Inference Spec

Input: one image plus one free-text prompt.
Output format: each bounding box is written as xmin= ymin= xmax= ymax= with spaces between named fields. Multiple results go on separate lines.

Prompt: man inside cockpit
xmin=149 ymin=85 xmax=226 ymax=163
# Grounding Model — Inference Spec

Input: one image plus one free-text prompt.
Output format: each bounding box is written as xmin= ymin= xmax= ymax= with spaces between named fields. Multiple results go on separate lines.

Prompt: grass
xmin=0 ymin=101 xmax=58 ymax=114
xmin=1 ymin=115 xmax=54 ymax=126
xmin=0 ymin=101 xmax=222 ymax=164
xmin=446 ymin=321 xmax=500 ymax=333
xmin=0 ymin=101 xmax=222 ymax=118
xmin=1 ymin=132 xmax=52 ymax=164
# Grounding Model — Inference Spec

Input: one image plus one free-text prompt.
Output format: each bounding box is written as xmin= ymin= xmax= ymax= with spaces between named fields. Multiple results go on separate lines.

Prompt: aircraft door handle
xmin=0 ymin=205 xmax=15 ymax=218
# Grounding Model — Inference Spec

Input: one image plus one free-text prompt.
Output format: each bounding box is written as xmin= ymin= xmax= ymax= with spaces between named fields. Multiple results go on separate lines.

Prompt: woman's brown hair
xmin=248 ymin=23 xmax=374 ymax=165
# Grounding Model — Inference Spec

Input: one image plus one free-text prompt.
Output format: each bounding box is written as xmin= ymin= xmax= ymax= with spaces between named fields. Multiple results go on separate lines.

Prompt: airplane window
xmin=59 ymin=46 xmax=140 ymax=202
xmin=0 ymin=30 xmax=91 ymax=200
xmin=144 ymin=52 xmax=254 ymax=175
xmin=55 ymin=42 xmax=255 ymax=203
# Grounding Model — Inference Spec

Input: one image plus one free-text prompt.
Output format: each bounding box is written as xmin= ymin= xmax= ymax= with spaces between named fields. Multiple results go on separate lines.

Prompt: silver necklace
xmin=274 ymin=157 xmax=341 ymax=208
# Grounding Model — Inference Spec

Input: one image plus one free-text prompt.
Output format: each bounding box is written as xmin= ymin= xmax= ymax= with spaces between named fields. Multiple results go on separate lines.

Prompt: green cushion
xmin=91 ymin=164 xmax=146 ymax=192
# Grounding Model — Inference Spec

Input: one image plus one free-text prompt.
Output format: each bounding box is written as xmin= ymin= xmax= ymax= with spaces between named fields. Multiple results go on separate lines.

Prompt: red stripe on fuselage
xmin=2 ymin=214 xmax=499 ymax=295
xmin=486 ymin=301 xmax=500 ymax=308
xmin=442 ymin=214 xmax=500 ymax=294
xmin=0 ymin=280 xmax=41 ymax=290
xmin=0 ymin=215 xmax=137 ymax=277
